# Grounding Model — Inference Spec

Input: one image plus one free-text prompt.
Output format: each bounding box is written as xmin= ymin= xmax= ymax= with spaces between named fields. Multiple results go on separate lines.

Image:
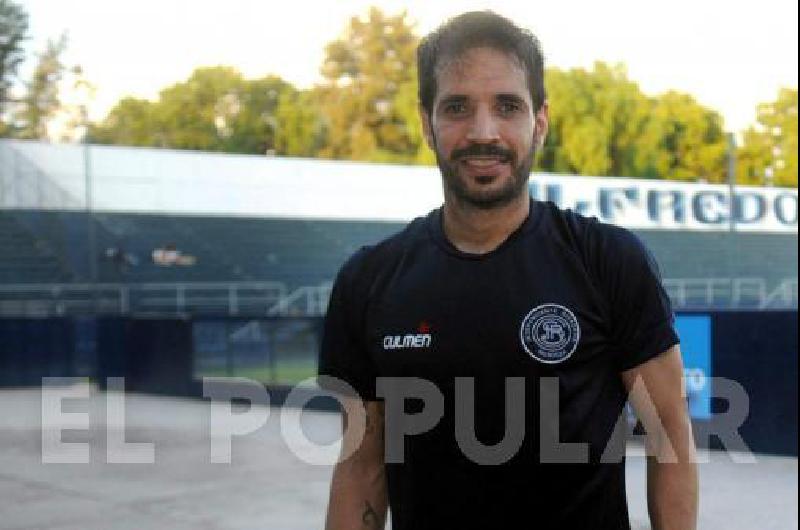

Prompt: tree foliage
xmin=541 ymin=63 xmax=650 ymax=176
xmin=316 ymin=7 xmax=423 ymax=162
xmin=84 ymin=6 xmax=794 ymax=187
xmin=737 ymin=88 xmax=797 ymax=187
xmin=637 ymin=91 xmax=728 ymax=183
xmin=0 ymin=0 xmax=28 ymax=123
xmin=90 ymin=96 xmax=158 ymax=146
xmin=274 ymin=86 xmax=327 ymax=157
xmin=92 ymin=67 xmax=294 ymax=153
xmin=1 ymin=22 xmax=90 ymax=141
xmin=14 ymin=33 xmax=69 ymax=139
xmin=540 ymin=63 xmax=728 ymax=183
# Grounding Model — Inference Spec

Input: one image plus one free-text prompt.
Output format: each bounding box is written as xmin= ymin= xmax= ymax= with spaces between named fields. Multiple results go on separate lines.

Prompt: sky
xmin=20 ymin=0 xmax=799 ymax=133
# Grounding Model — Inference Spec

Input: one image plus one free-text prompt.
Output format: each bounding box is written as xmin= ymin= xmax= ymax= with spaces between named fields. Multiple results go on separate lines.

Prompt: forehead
xmin=434 ymin=47 xmax=530 ymax=103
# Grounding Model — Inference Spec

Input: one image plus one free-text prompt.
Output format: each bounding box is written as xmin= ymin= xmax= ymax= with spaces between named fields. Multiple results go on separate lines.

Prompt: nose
xmin=465 ymin=106 xmax=500 ymax=143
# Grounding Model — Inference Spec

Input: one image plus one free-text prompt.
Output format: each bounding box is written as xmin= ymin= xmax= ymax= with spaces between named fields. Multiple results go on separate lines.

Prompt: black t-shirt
xmin=318 ymin=200 xmax=679 ymax=530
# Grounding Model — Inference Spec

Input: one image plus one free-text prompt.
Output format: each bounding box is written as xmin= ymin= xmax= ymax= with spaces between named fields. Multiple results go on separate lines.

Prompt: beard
xmin=433 ymin=136 xmax=536 ymax=210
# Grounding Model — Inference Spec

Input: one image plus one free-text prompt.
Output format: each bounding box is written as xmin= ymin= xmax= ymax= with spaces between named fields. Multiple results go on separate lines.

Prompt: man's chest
xmin=362 ymin=245 xmax=613 ymax=378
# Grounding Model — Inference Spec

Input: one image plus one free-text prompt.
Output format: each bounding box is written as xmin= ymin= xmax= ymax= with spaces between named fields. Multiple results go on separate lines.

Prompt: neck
xmin=442 ymin=192 xmax=531 ymax=254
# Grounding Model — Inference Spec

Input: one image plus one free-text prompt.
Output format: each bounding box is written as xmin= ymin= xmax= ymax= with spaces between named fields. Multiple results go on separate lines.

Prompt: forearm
xmin=326 ymin=398 xmax=388 ymax=530
xmin=325 ymin=459 xmax=388 ymax=530
xmin=622 ymin=346 xmax=699 ymax=530
xmin=646 ymin=435 xmax=698 ymax=530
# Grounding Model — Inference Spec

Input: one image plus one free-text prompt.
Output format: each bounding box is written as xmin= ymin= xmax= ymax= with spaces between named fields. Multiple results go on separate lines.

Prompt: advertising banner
xmin=674 ymin=315 xmax=712 ymax=420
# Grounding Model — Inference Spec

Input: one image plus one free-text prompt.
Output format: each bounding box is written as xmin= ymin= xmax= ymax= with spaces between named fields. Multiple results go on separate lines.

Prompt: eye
xmin=442 ymin=101 xmax=467 ymax=115
xmin=497 ymin=101 xmax=522 ymax=115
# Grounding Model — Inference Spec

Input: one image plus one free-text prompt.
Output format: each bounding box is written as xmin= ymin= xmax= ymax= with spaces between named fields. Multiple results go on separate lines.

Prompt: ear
xmin=533 ymin=100 xmax=549 ymax=148
xmin=419 ymin=104 xmax=435 ymax=150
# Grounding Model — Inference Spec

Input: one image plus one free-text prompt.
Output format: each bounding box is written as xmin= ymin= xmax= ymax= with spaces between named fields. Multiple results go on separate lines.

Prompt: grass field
xmin=195 ymin=358 xmax=318 ymax=386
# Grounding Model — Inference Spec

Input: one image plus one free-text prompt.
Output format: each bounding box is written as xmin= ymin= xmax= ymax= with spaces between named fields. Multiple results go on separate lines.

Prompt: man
xmin=319 ymin=11 xmax=698 ymax=530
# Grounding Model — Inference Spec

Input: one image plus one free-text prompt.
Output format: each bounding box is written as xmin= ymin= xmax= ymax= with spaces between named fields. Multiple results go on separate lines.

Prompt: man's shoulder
xmin=538 ymin=200 xmax=646 ymax=256
xmin=535 ymin=201 xmax=656 ymax=283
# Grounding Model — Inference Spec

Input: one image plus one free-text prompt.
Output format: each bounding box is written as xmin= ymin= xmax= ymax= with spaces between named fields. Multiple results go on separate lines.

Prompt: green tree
xmin=14 ymin=33 xmax=68 ymax=139
xmin=0 ymin=0 xmax=28 ymax=130
xmin=541 ymin=62 xmax=651 ymax=177
xmin=737 ymin=88 xmax=797 ymax=187
xmin=93 ymin=67 xmax=294 ymax=154
xmin=318 ymin=7 xmax=420 ymax=162
xmin=223 ymin=75 xmax=292 ymax=154
xmin=90 ymin=97 xmax=159 ymax=146
xmin=540 ymin=62 xmax=728 ymax=183
xmin=393 ymin=72 xmax=435 ymax=164
xmin=155 ymin=66 xmax=247 ymax=151
xmin=274 ymin=86 xmax=328 ymax=157
xmin=635 ymin=91 xmax=727 ymax=183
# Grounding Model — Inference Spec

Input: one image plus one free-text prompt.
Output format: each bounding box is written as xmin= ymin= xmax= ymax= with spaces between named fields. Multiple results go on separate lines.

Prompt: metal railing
xmin=0 ymin=281 xmax=333 ymax=318
xmin=0 ymin=278 xmax=795 ymax=318
xmin=662 ymin=277 xmax=798 ymax=310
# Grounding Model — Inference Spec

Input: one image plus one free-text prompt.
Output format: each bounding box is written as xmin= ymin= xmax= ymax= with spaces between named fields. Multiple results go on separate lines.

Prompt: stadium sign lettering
xmin=529 ymin=177 xmax=798 ymax=233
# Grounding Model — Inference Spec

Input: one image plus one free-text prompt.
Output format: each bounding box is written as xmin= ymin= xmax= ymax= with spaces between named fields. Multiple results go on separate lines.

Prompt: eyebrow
xmin=437 ymin=95 xmax=468 ymax=107
xmin=437 ymin=93 xmax=528 ymax=107
xmin=496 ymin=93 xmax=528 ymax=106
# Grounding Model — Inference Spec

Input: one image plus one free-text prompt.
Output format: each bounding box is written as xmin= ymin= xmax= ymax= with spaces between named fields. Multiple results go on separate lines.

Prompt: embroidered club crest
xmin=519 ymin=303 xmax=580 ymax=363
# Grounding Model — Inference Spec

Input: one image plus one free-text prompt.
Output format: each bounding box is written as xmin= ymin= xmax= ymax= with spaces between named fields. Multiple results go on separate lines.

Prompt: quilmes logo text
xmin=383 ymin=334 xmax=432 ymax=350
xmin=383 ymin=322 xmax=433 ymax=350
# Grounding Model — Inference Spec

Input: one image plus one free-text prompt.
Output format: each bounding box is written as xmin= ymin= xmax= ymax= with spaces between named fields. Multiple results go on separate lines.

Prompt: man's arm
xmin=621 ymin=344 xmax=699 ymax=530
xmin=325 ymin=398 xmax=388 ymax=530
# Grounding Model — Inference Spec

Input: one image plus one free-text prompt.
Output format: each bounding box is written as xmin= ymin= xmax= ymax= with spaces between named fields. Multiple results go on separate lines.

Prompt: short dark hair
xmin=417 ymin=11 xmax=546 ymax=117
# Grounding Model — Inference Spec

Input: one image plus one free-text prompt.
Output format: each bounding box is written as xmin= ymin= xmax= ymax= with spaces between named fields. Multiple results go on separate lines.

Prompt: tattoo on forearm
xmin=362 ymin=500 xmax=380 ymax=529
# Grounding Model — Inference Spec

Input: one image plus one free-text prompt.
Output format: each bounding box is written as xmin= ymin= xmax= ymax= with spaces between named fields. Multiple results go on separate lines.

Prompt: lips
xmin=462 ymin=157 xmax=506 ymax=167
xmin=457 ymin=157 xmax=509 ymax=181
xmin=459 ymin=156 xmax=510 ymax=173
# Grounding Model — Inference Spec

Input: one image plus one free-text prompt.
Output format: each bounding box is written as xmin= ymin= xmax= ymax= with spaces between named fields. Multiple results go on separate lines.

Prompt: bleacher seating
xmin=2 ymin=210 xmax=402 ymax=288
xmin=0 ymin=211 xmax=73 ymax=283
xmin=638 ymin=230 xmax=798 ymax=284
xmin=1 ymin=209 xmax=796 ymax=301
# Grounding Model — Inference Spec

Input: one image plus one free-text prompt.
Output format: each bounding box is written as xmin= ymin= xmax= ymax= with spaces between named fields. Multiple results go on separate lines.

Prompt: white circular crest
xmin=519 ymin=303 xmax=580 ymax=364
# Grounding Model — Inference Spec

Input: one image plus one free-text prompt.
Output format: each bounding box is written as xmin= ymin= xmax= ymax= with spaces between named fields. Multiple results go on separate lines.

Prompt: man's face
xmin=421 ymin=46 xmax=548 ymax=209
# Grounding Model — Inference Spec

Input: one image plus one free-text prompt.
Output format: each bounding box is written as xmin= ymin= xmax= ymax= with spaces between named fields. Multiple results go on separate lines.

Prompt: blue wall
xmin=0 ymin=312 xmax=796 ymax=455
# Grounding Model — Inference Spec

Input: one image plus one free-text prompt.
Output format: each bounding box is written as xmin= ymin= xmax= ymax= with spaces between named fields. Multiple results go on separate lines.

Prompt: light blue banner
xmin=675 ymin=315 xmax=712 ymax=419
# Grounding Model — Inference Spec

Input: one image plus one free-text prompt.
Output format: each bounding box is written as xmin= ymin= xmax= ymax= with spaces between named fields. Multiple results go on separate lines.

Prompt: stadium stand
xmin=3 ymin=209 xmax=397 ymax=286
xmin=0 ymin=208 xmax=796 ymax=307
xmin=0 ymin=138 xmax=797 ymax=315
xmin=1 ymin=140 xmax=797 ymax=457
xmin=0 ymin=211 xmax=73 ymax=283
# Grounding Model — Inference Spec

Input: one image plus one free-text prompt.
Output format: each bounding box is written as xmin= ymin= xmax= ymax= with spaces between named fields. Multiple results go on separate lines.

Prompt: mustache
xmin=450 ymin=143 xmax=514 ymax=163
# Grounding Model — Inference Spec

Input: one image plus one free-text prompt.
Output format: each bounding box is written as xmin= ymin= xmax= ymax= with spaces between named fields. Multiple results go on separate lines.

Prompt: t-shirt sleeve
xmin=592 ymin=224 xmax=680 ymax=371
xmin=317 ymin=248 xmax=379 ymax=401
